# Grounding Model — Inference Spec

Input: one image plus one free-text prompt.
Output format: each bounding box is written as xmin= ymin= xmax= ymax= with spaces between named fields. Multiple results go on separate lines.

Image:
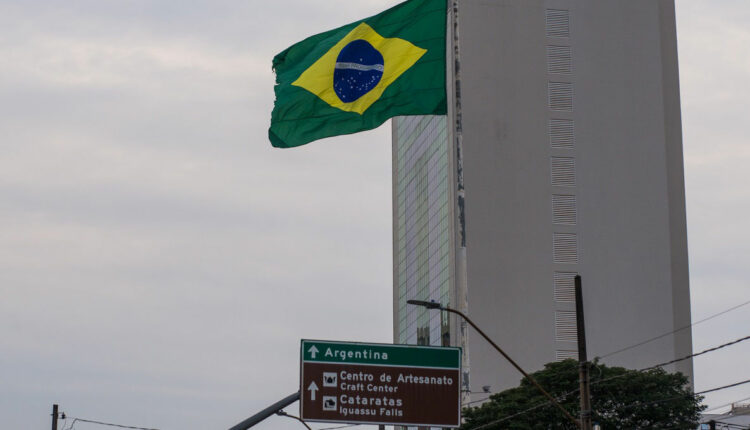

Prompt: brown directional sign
xmin=300 ymin=339 xmax=461 ymax=427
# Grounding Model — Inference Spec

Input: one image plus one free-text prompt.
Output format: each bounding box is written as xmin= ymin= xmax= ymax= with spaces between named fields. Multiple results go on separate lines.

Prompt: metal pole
xmin=52 ymin=404 xmax=59 ymax=430
xmin=575 ymin=275 xmax=592 ymax=430
xmin=440 ymin=306 xmax=581 ymax=428
xmin=228 ymin=392 xmax=300 ymax=430
xmin=449 ymin=0 xmax=471 ymax=407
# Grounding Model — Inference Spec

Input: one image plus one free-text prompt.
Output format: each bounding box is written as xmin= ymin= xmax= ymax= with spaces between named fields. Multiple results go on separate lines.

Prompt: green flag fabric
xmin=269 ymin=0 xmax=447 ymax=148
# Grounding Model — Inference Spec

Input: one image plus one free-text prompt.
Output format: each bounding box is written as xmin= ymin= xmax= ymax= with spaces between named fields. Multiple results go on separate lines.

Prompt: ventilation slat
xmin=552 ymin=194 xmax=577 ymax=225
xmin=549 ymin=82 xmax=573 ymax=111
xmin=556 ymin=350 xmax=578 ymax=361
xmin=546 ymin=9 xmax=570 ymax=38
xmin=555 ymin=311 xmax=577 ymax=342
xmin=551 ymin=157 xmax=576 ymax=187
xmin=553 ymin=233 xmax=578 ymax=263
xmin=547 ymin=46 xmax=572 ymax=74
xmin=554 ymin=271 xmax=578 ymax=302
xmin=549 ymin=119 xmax=575 ymax=149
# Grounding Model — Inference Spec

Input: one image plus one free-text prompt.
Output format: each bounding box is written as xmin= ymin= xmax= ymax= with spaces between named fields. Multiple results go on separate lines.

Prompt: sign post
xmin=300 ymin=339 xmax=461 ymax=428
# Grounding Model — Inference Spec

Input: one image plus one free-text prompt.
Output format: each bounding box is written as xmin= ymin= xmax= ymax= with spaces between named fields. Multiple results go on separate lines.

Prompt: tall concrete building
xmin=392 ymin=0 xmax=693 ymax=397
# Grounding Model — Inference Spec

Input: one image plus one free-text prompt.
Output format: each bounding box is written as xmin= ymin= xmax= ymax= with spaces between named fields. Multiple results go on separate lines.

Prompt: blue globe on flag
xmin=333 ymin=39 xmax=385 ymax=103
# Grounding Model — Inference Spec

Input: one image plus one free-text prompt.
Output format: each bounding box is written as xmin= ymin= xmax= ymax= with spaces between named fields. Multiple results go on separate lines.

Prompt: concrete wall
xmin=457 ymin=0 xmax=693 ymax=393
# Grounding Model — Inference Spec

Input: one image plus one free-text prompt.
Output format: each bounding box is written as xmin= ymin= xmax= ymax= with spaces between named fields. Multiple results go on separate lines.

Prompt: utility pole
xmin=51 ymin=404 xmax=59 ymax=430
xmin=575 ymin=275 xmax=592 ymax=430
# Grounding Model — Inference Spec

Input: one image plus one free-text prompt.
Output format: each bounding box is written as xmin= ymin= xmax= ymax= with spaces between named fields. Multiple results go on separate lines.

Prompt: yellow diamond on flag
xmin=292 ymin=23 xmax=427 ymax=115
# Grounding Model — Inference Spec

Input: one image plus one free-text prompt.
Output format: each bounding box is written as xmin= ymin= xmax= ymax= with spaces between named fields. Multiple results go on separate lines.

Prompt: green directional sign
xmin=300 ymin=339 xmax=462 ymax=427
xmin=301 ymin=339 xmax=461 ymax=368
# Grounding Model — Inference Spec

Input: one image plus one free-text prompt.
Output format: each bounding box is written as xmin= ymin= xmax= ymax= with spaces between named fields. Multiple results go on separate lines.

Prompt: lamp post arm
xmin=228 ymin=391 xmax=300 ymax=430
xmin=275 ymin=411 xmax=312 ymax=430
xmin=441 ymin=306 xmax=581 ymax=428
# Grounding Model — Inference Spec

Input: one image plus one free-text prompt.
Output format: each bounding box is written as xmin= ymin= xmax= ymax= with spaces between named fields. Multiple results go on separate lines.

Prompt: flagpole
xmin=449 ymin=0 xmax=471 ymax=408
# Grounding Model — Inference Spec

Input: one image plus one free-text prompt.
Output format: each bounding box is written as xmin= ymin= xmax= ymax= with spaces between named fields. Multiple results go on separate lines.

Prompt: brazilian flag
xmin=269 ymin=0 xmax=447 ymax=148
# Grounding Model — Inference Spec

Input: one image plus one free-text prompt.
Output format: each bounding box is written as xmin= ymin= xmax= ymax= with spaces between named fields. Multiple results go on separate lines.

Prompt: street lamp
xmin=406 ymin=299 xmax=581 ymax=429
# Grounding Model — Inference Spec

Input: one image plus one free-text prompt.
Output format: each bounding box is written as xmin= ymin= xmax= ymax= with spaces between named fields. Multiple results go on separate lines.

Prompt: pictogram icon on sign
xmin=322 ymin=372 xmax=337 ymax=387
xmin=322 ymin=396 xmax=337 ymax=411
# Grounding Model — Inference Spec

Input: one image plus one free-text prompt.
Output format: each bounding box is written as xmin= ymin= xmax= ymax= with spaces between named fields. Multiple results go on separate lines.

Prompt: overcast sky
xmin=1 ymin=1 xmax=749 ymax=429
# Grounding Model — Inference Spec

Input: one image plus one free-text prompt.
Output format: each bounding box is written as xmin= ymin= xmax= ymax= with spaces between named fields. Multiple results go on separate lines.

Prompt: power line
xmin=713 ymin=421 xmax=748 ymax=430
xmin=642 ymin=334 xmax=750 ymax=371
xmin=592 ymin=334 xmax=750 ymax=408
xmin=468 ymin=398 xmax=561 ymax=430
xmin=619 ymin=378 xmax=750 ymax=410
xmin=604 ymin=377 xmax=750 ymax=411
xmin=586 ymin=348 xmax=750 ymax=414
xmin=464 ymin=395 xmax=493 ymax=407
xmin=664 ymin=421 xmax=748 ymax=430
xmin=63 ymin=418 xmax=81 ymax=430
xmin=704 ymin=395 xmax=750 ymax=413
xmin=63 ymin=418 xmax=80 ymax=430
xmin=717 ymin=423 xmax=746 ymax=429
xmin=316 ymin=424 xmax=360 ymax=430
xmin=597 ymin=298 xmax=750 ymax=360
xmin=64 ymin=417 xmax=161 ymax=430
xmin=464 ymin=370 xmax=750 ymax=429
xmin=471 ymin=377 xmax=750 ymax=430
xmin=464 ymin=329 xmax=750 ymax=429
xmin=586 ymin=333 xmax=750 ymax=389
xmin=698 ymin=378 xmax=750 ymax=396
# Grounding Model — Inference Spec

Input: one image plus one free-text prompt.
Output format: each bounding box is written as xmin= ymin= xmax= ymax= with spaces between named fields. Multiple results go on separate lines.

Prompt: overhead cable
xmin=642 ymin=334 xmax=750 ymax=371
xmin=464 ymin=396 xmax=493 ymax=407
xmin=64 ymin=417 xmax=160 ymax=430
xmin=597 ymin=298 xmax=750 ymax=360
xmin=698 ymin=378 xmax=750 ymax=396
xmin=317 ymin=424 xmax=360 ymax=430
xmin=586 ymin=333 xmax=750 ymax=389
xmin=607 ymin=378 xmax=750 ymax=413
xmin=464 ymin=372 xmax=750 ymax=429
xmin=704 ymin=395 xmax=750 ymax=413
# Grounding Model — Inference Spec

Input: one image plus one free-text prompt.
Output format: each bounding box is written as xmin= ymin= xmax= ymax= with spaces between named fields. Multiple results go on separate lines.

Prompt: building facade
xmin=700 ymin=403 xmax=750 ymax=429
xmin=392 ymin=0 xmax=693 ymax=399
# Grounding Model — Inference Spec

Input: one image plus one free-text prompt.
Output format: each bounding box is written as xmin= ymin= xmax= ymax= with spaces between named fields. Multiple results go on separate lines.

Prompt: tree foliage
xmin=461 ymin=360 xmax=704 ymax=429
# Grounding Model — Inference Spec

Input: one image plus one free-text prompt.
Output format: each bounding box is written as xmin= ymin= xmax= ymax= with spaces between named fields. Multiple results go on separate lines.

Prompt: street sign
xmin=300 ymin=339 xmax=461 ymax=427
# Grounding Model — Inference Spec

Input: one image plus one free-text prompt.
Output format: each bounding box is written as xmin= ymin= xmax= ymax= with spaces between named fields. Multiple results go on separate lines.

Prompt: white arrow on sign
xmin=308 ymin=345 xmax=319 ymax=359
xmin=307 ymin=381 xmax=319 ymax=401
